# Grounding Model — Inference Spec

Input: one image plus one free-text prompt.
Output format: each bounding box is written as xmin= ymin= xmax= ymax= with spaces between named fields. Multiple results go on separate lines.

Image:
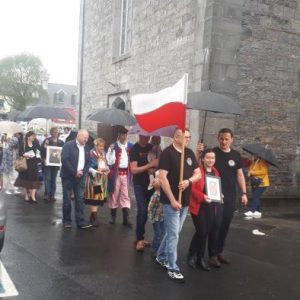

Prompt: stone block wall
xmin=79 ymin=0 xmax=300 ymax=197
xmin=236 ymin=0 xmax=300 ymax=196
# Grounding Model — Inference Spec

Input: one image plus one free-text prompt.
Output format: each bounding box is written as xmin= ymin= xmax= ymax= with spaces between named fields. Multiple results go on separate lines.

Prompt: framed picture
xmin=205 ymin=175 xmax=222 ymax=202
xmin=46 ymin=146 xmax=62 ymax=167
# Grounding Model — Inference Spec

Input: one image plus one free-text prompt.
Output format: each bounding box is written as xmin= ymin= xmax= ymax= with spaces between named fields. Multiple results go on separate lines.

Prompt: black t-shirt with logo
xmin=129 ymin=142 xmax=153 ymax=188
xmin=159 ymin=145 xmax=198 ymax=207
xmin=213 ymin=147 xmax=242 ymax=202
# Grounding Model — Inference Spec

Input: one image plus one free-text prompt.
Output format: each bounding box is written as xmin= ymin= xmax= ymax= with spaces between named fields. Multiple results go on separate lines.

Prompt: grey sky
xmin=0 ymin=0 xmax=80 ymax=85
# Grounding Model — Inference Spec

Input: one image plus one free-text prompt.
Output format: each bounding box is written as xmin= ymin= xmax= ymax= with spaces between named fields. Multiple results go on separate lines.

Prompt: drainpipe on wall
xmin=78 ymin=0 xmax=86 ymax=129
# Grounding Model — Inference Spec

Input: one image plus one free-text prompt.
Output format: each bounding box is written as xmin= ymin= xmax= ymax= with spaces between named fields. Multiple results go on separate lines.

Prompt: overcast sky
xmin=0 ymin=0 xmax=80 ymax=85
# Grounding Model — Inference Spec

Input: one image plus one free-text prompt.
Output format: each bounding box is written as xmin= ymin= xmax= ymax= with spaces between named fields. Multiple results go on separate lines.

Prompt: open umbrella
xmin=242 ymin=144 xmax=279 ymax=168
xmin=187 ymin=91 xmax=244 ymax=142
xmin=87 ymin=108 xmax=136 ymax=126
xmin=7 ymin=110 xmax=22 ymax=122
xmin=128 ymin=124 xmax=176 ymax=137
xmin=17 ymin=105 xmax=73 ymax=121
xmin=0 ymin=121 xmax=23 ymax=135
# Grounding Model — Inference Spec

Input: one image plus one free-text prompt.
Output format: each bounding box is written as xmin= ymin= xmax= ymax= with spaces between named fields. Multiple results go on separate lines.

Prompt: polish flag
xmin=131 ymin=74 xmax=188 ymax=132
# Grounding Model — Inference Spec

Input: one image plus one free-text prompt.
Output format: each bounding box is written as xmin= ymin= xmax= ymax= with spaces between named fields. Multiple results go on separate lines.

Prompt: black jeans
xmin=134 ymin=185 xmax=153 ymax=241
xmin=216 ymin=199 xmax=235 ymax=254
xmin=189 ymin=202 xmax=223 ymax=258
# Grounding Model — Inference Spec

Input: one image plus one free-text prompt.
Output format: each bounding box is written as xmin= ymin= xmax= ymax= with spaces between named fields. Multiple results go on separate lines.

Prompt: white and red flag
xmin=131 ymin=74 xmax=188 ymax=132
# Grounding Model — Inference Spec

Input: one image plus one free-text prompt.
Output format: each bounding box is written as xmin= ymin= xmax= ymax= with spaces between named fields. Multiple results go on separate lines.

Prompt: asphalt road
xmin=1 ymin=186 xmax=300 ymax=300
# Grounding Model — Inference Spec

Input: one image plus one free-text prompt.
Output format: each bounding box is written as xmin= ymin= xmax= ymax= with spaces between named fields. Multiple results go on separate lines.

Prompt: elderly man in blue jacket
xmin=61 ymin=129 xmax=92 ymax=229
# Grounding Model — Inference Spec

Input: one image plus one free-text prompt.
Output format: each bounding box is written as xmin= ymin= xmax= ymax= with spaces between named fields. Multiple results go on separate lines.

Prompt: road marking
xmin=0 ymin=260 xmax=19 ymax=297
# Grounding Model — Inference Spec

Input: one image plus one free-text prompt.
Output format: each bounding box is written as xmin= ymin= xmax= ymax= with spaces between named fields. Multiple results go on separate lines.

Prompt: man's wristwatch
xmin=241 ymin=192 xmax=247 ymax=195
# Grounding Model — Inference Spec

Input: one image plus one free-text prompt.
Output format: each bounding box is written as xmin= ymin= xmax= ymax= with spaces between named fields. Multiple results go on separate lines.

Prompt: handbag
xmin=15 ymin=156 xmax=28 ymax=172
xmin=250 ymin=176 xmax=262 ymax=188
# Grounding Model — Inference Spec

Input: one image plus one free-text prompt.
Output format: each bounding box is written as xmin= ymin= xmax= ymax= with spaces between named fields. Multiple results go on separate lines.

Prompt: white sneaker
xmin=253 ymin=211 xmax=262 ymax=218
xmin=167 ymin=270 xmax=185 ymax=283
xmin=244 ymin=211 xmax=254 ymax=217
xmin=5 ymin=190 xmax=13 ymax=195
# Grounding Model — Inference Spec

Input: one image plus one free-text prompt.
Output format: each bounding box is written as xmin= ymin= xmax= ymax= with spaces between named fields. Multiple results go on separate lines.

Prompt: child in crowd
xmin=147 ymin=136 xmax=162 ymax=190
xmin=147 ymin=175 xmax=164 ymax=258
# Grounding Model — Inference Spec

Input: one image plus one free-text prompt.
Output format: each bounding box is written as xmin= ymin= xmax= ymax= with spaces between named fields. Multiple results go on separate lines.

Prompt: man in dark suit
xmin=61 ymin=129 xmax=92 ymax=229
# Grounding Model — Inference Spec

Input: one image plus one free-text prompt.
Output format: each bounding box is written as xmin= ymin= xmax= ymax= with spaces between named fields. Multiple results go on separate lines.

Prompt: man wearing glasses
xmin=155 ymin=128 xmax=201 ymax=283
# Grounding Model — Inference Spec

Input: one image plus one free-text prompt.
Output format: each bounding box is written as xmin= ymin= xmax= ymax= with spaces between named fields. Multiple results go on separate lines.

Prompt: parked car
xmin=0 ymin=193 xmax=6 ymax=252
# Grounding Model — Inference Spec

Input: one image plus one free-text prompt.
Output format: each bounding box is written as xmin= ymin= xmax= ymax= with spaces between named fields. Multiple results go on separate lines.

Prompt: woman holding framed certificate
xmin=188 ymin=148 xmax=223 ymax=271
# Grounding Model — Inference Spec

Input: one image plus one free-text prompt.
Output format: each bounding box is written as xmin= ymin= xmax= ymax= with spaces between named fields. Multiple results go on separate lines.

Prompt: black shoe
xmin=77 ymin=223 xmax=92 ymax=230
xmin=167 ymin=270 xmax=185 ymax=283
xmin=187 ymin=253 xmax=197 ymax=269
xmin=155 ymin=257 xmax=168 ymax=270
xmin=122 ymin=208 xmax=132 ymax=227
xmin=217 ymin=254 xmax=230 ymax=264
xmin=109 ymin=208 xmax=117 ymax=224
xmin=197 ymin=257 xmax=210 ymax=272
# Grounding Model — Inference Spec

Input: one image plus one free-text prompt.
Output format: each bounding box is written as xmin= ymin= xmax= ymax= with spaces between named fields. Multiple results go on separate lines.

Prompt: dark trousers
xmin=251 ymin=187 xmax=267 ymax=212
xmin=189 ymin=202 xmax=223 ymax=258
xmin=216 ymin=200 xmax=235 ymax=254
xmin=44 ymin=166 xmax=59 ymax=197
xmin=62 ymin=176 xmax=86 ymax=227
xmin=134 ymin=185 xmax=153 ymax=241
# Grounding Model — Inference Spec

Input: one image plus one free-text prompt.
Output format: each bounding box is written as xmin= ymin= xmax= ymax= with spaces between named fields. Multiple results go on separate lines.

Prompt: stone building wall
xmin=236 ymin=0 xmax=300 ymax=196
xmin=80 ymin=0 xmax=205 ymax=133
xmin=79 ymin=0 xmax=300 ymax=197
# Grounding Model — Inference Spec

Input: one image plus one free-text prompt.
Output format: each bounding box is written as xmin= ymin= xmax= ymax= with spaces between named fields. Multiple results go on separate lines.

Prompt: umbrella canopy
xmin=87 ymin=108 xmax=136 ymax=126
xmin=0 ymin=121 xmax=23 ymax=134
xmin=242 ymin=144 xmax=279 ymax=168
xmin=128 ymin=124 xmax=176 ymax=137
xmin=17 ymin=106 xmax=73 ymax=121
xmin=187 ymin=91 xmax=244 ymax=115
xmin=187 ymin=91 xmax=244 ymax=142
xmin=7 ymin=110 xmax=22 ymax=122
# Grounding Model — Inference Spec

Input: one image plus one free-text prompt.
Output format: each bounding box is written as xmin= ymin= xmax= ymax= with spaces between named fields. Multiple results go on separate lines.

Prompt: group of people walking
xmin=0 ymin=125 xmax=270 ymax=284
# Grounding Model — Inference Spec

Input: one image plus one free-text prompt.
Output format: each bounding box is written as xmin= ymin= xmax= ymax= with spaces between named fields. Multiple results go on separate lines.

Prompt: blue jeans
xmin=62 ymin=176 xmax=86 ymax=227
xmin=251 ymin=187 xmax=267 ymax=212
xmin=44 ymin=166 xmax=59 ymax=197
xmin=134 ymin=185 xmax=152 ymax=241
xmin=157 ymin=205 xmax=188 ymax=272
xmin=152 ymin=221 xmax=165 ymax=253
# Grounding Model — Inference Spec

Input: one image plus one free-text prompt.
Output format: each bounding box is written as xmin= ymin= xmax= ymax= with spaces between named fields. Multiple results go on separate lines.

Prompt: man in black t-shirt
xmin=156 ymin=128 xmax=200 ymax=283
xmin=208 ymin=128 xmax=248 ymax=267
xmin=129 ymin=135 xmax=158 ymax=252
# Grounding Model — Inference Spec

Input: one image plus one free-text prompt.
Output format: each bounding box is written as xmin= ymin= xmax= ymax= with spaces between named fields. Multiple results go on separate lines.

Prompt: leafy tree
xmin=0 ymin=53 xmax=49 ymax=111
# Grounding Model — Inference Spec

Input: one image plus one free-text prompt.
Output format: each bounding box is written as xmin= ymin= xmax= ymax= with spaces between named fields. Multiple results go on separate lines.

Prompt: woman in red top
xmin=188 ymin=148 xmax=223 ymax=271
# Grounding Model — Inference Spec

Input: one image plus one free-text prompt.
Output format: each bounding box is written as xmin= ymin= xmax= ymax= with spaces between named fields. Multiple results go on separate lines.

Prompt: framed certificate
xmin=205 ymin=175 xmax=222 ymax=202
xmin=46 ymin=146 xmax=62 ymax=166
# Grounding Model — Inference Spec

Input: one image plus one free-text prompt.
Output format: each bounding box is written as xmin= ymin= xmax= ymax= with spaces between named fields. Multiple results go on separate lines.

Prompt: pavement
xmin=0 ymin=182 xmax=299 ymax=300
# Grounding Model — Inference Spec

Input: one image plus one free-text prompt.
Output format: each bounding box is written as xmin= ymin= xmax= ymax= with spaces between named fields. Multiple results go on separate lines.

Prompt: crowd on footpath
xmin=0 ymin=125 xmax=271 ymax=283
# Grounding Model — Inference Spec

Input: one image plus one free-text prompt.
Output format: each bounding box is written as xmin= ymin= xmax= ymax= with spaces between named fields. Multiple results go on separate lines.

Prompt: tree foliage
xmin=0 ymin=53 xmax=49 ymax=111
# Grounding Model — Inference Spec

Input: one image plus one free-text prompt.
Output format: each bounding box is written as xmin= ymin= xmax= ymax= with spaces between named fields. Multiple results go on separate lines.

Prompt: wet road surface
xmin=1 ymin=187 xmax=300 ymax=300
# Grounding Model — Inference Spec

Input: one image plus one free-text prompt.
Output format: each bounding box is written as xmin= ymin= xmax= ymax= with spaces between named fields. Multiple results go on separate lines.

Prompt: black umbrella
xmin=187 ymin=91 xmax=244 ymax=142
xmin=242 ymin=144 xmax=279 ymax=168
xmin=7 ymin=110 xmax=22 ymax=122
xmin=87 ymin=108 xmax=136 ymax=126
xmin=17 ymin=105 xmax=73 ymax=121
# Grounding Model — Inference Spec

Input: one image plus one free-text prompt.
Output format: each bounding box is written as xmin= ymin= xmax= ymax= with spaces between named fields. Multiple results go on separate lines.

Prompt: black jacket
xmin=60 ymin=140 xmax=90 ymax=179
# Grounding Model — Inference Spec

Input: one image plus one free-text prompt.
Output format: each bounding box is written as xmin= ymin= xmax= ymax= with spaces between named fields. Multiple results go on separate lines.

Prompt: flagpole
xmin=178 ymin=73 xmax=188 ymax=205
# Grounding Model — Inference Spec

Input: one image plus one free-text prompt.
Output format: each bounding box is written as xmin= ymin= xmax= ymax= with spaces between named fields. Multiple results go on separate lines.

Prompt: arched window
xmin=112 ymin=97 xmax=125 ymax=110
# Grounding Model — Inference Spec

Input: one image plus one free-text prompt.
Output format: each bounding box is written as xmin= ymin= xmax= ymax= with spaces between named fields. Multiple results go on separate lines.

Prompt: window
xmin=120 ymin=0 xmax=129 ymax=56
xmin=54 ymin=89 xmax=65 ymax=104
xmin=71 ymin=94 xmax=76 ymax=106
xmin=112 ymin=0 xmax=131 ymax=61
